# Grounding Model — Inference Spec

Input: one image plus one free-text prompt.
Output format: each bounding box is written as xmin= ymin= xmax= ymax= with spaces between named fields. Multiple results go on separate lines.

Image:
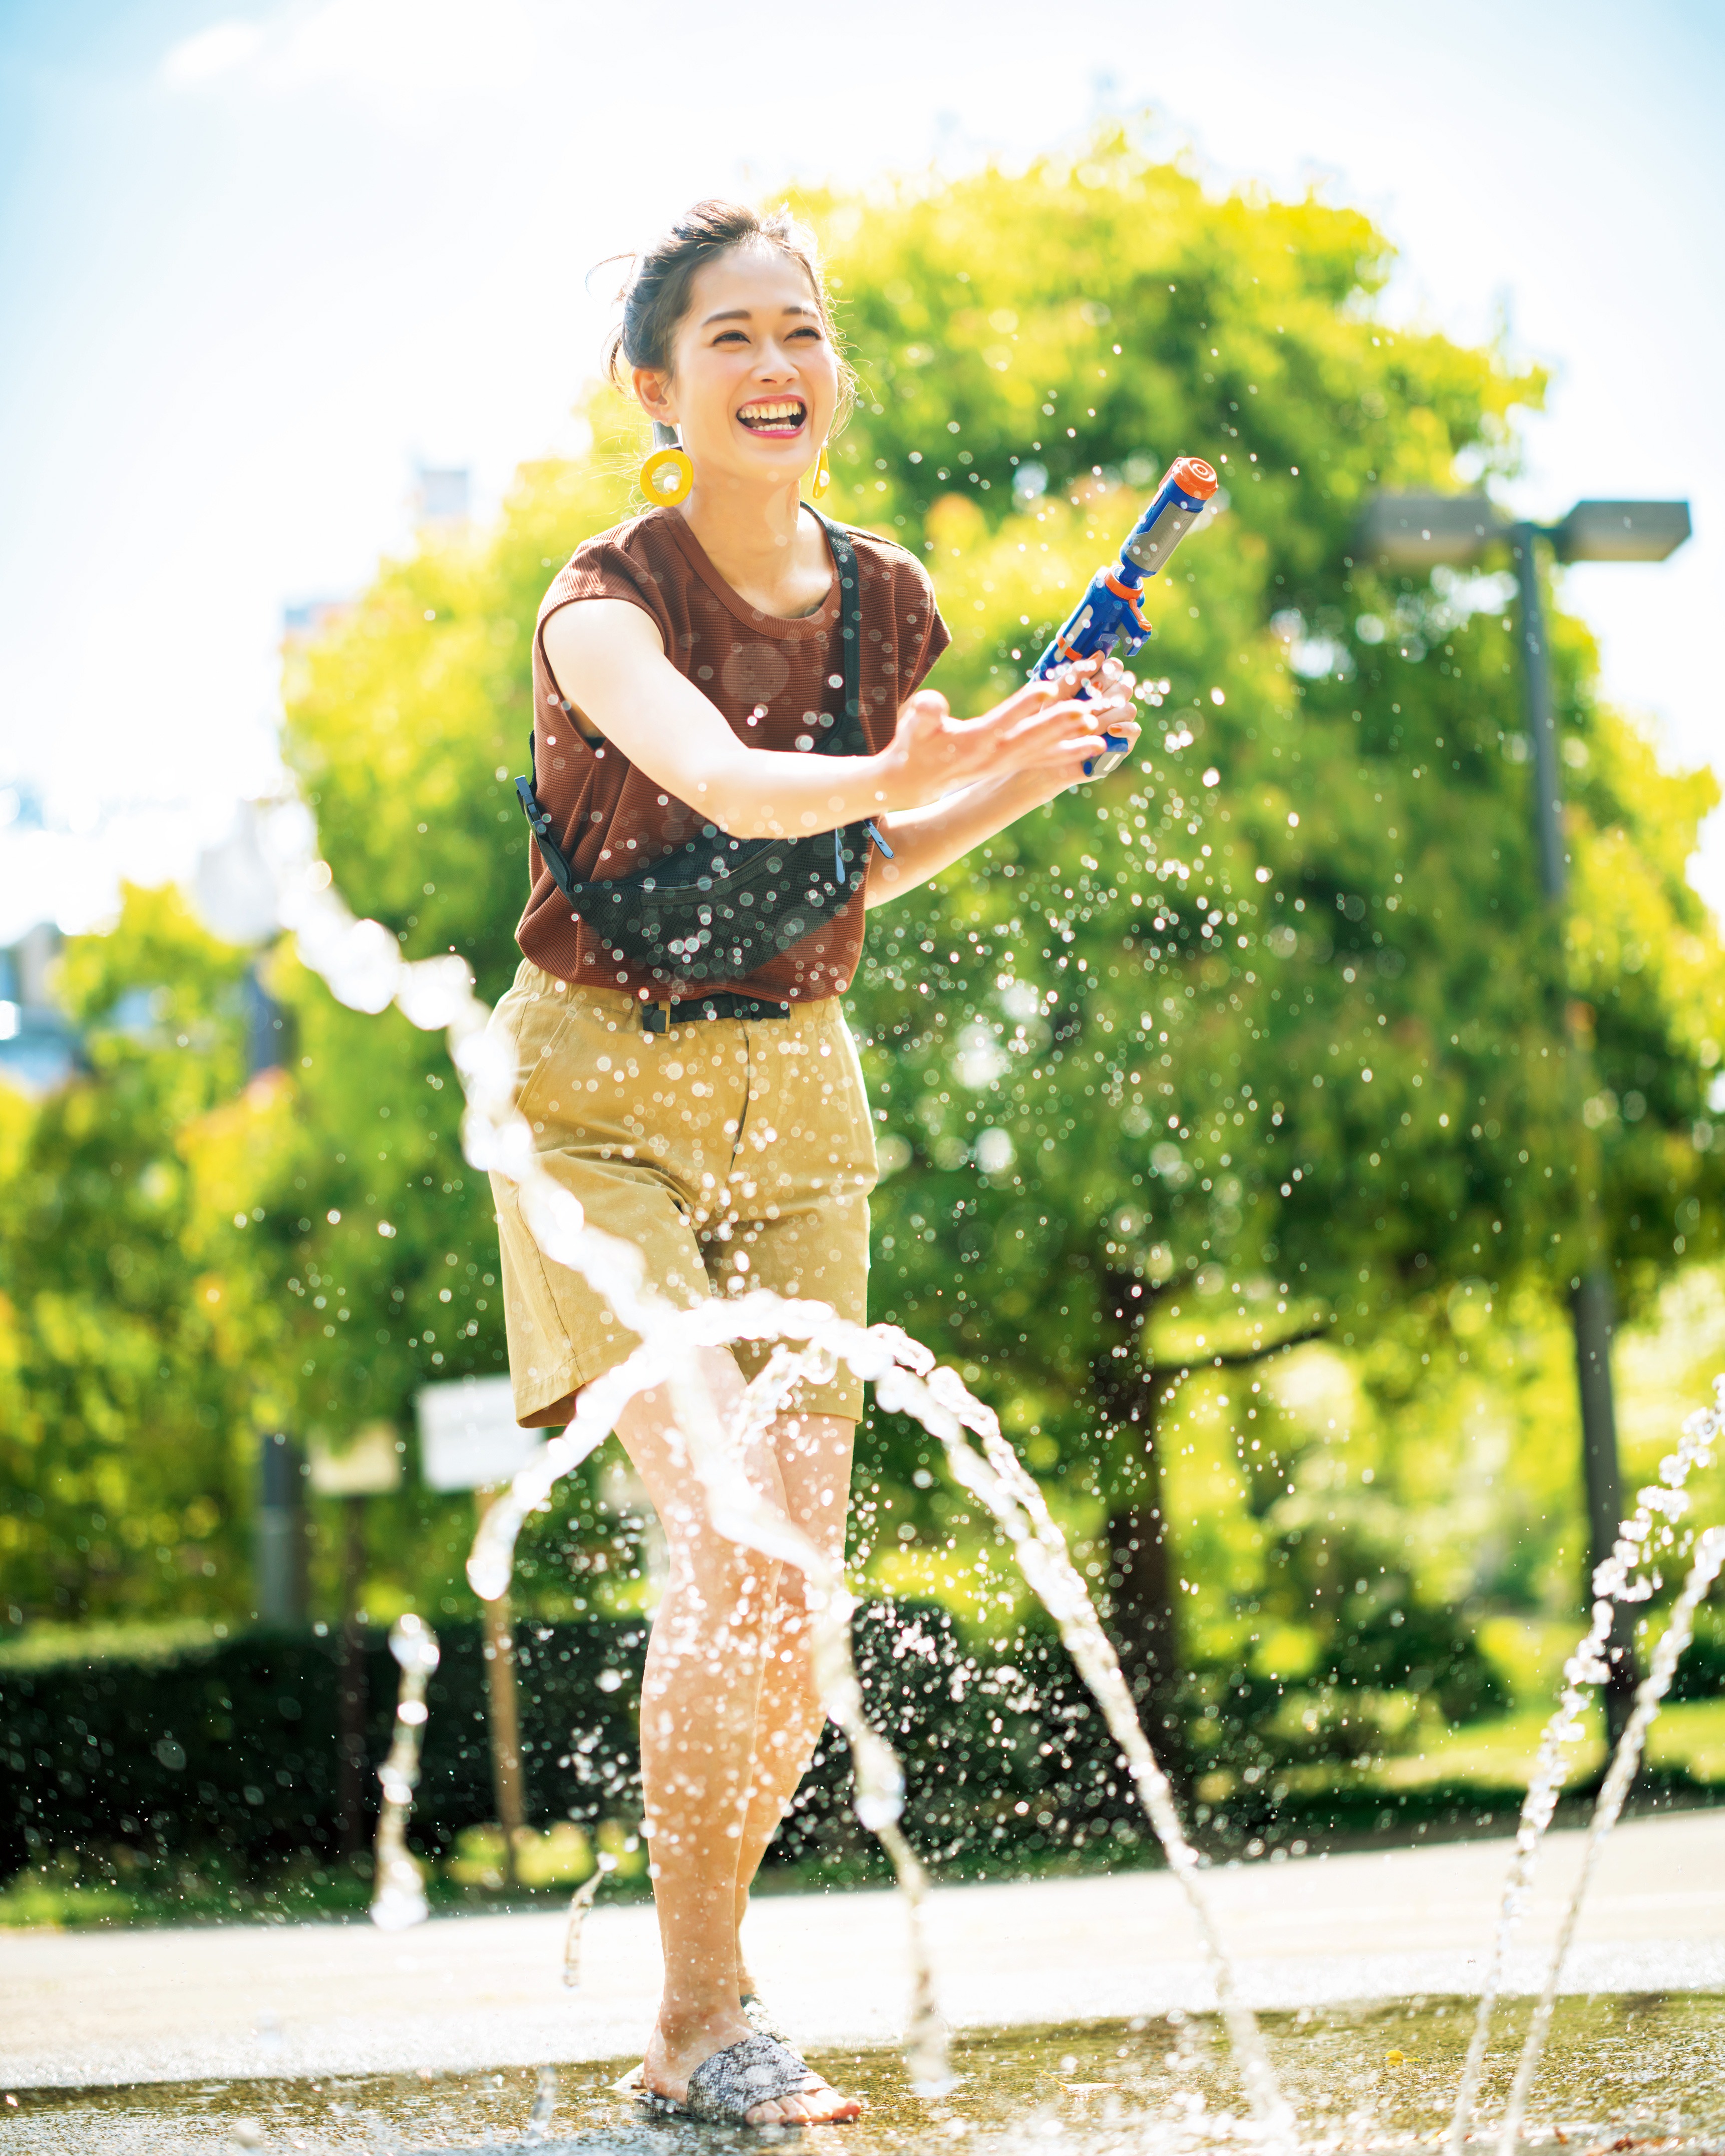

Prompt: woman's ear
xmin=633 ymin=365 xmax=675 ymax=429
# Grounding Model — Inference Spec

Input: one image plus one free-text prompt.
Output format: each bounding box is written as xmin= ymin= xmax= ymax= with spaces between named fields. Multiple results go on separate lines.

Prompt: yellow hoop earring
xmin=808 ymin=442 xmax=832 ymax=502
xmin=640 ymin=426 xmax=693 ymax=507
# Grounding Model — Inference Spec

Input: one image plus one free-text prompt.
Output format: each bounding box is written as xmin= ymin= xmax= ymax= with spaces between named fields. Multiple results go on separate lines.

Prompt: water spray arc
xmin=1496 ymin=1516 xmax=1725 ymax=2150
xmin=1444 ymin=1378 xmax=1724 ymax=2155
xmin=370 ymin=1614 xmax=441 ymax=1934
xmin=264 ymin=795 xmax=1297 ymax=2132
xmin=273 ymin=786 xmax=1721 ymax=2152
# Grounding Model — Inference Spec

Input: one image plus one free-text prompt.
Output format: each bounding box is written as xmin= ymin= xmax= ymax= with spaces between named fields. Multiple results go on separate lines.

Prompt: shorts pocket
xmin=499 ymin=989 xmax=580 ymax=1128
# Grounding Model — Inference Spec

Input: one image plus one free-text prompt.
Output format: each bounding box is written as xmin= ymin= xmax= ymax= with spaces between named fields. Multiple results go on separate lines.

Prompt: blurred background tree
xmin=0 ymin=887 xmax=283 ymax=1620
xmin=6 ymin=133 xmax=1721 ymax=1818
xmin=801 ymin=133 xmax=1724 ymax=1749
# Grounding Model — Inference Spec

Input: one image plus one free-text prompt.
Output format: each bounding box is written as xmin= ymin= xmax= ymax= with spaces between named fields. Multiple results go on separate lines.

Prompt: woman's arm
xmin=864 ymin=770 xmax=1069 ymax=909
xmin=540 ymin=599 xmax=1131 ymax=841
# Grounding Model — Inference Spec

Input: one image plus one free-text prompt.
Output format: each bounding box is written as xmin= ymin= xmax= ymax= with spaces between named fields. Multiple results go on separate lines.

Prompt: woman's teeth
xmin=738 ymin=401 xmax=806 ymax=432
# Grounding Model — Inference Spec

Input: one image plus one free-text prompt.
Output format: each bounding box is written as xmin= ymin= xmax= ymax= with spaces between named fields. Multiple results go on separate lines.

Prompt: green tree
xmin=0 ymin=886 xmax=290 ymax=1623
xmin=798 ymin=131 xmax=1725 ymax=1742
xmin=270 ymin=131 xmax=1722 ymax=1728
xmin=258 ymin=449 xmax=651 ymax=1620
xmin=28 ymin=124 xmax=1718 ymax=1715
xmin=272 ymin=446 xmax=645 ymax=1385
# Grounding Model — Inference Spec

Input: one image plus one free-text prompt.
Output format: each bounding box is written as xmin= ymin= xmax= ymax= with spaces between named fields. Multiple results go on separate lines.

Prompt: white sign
xmin=308 ymin=1421 xmax=403 ymax=1498
xmin=416 ymin=1376 xmax=544 ymax=1493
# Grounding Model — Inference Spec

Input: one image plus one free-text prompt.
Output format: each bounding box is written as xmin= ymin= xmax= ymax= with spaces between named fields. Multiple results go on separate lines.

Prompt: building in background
xmin=281 ymin=597 xmax=354 ymax=645
xmin=414 ymin=464 xmax=469 ymax=528
xmin=0 ymin=922 xmax=80 ymax=1097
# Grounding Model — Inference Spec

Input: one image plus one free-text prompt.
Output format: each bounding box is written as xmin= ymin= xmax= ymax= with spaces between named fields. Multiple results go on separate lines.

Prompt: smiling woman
xmin=599 ymin=200 xmax=856 ymax=477
xmin=484 ymin=195 xmax=1137 ymax=2129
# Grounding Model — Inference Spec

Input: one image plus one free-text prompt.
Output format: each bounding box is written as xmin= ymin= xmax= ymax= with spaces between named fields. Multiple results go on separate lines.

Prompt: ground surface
xmin=3 ymin=1811 xmax=1722 ymax=2091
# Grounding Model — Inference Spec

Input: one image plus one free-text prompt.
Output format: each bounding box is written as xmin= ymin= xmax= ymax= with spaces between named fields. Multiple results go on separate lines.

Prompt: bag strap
xmin=518 ymin=506 xmax=869 ymax=904
xmin=807 ymin=512 xmax=893 ymax=863
xmin=805 ymin=508 xmax=865 ymax=758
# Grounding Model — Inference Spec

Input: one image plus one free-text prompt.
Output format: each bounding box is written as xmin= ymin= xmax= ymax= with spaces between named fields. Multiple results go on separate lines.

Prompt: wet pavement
xmin=7 ymin=1996 xmax=1725 ymax=2153
xmin=4 ymin=1812 xmax=1722 ymax=2093
xmin=6 ymin=1812 xmax=1725 ymax=2150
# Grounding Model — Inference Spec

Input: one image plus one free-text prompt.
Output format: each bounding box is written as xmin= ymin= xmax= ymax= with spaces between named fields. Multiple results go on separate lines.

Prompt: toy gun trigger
xmin=1101 ymin=571 xmax=1153 ymax=640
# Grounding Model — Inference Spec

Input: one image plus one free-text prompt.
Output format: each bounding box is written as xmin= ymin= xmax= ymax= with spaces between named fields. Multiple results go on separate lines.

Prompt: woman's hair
xmin=601 ymin=198 xmax=853 ymax=417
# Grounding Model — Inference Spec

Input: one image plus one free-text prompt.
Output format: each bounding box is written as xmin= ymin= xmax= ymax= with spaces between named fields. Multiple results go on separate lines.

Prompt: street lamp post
xmin=309 ymin=1424 xmax=406 ymax=1853
xmin=1355 ymin=490 xmax=1691 ymax=1742
xmin=256 ymin=1430 xmax=309 ymax=1627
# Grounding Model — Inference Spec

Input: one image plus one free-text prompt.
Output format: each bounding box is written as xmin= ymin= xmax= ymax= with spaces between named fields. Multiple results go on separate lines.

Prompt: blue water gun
xmin=1030 ymin=454 xmax=1220 ymax=777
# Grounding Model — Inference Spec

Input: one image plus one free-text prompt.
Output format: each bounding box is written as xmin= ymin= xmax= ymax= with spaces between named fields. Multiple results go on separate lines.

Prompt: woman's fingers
xmin=1009 ymin=691 xmax=1134 ymax=754
xmin=1023 ymin=705 xmax=1141 ymax=777
xmin=893 ymin=688 xmax=950 ymax=743
xmin=988 ymin=657 xmax=1107 ymax=720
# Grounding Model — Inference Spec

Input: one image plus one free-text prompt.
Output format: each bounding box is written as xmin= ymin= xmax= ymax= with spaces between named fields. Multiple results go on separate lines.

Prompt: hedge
xmin=7 ymin=1603 xmax=1719 ymax=1886
xmin=0 ymin=1606 xmax=1137 ymax=1883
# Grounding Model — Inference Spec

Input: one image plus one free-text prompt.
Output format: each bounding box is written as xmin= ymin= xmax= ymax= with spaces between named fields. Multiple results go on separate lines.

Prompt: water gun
xmin=1030 ymin=455 xmax=1220 ymax=777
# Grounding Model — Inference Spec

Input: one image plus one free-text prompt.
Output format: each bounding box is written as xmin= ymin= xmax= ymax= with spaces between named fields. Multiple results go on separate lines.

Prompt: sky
xmin=1 ymin=0 xmax=1721 ymax=948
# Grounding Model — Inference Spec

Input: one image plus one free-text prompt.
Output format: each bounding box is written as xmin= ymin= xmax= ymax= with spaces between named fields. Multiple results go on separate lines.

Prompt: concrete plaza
xmin=3 ymin=1810 xmax=1722 ymax=2091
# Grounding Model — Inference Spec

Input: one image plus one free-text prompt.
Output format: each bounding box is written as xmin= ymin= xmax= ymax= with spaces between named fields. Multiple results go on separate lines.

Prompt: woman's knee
xmin=762 ymin=1582 xmax=822 ymax=1691
xmin=665 ymin=1527 xmax=782 ymax=1626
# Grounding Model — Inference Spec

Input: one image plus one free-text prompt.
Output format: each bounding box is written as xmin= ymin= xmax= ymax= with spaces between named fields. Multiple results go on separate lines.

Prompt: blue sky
xmin=1 ymin=0 xmax=1721 ymax=942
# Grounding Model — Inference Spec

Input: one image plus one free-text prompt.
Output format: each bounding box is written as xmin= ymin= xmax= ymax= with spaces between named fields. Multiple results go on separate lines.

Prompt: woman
xmin=490 ymin=199 xmax=1136 ymax=2125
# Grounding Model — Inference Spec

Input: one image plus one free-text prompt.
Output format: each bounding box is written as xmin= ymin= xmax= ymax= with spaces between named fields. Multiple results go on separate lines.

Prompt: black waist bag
xmin=515 ymin=509 xmax=890 ymax=989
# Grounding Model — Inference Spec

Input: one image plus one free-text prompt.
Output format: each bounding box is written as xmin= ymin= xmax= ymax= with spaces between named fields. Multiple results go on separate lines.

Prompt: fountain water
xmin=262 ymin=794 xmax=1296 ymax=2133
xmin=1494 ymin=1514 xmax=1725 ymax=2149
xmin=520 ymin=2063 xmax=559 ymax=2145
xmin=259 ymin=792 xmax=1723 ymax=2153
xmin=1444 ymin=1378 xmax=1724 ymax=2153
xmin=369 ymin=1615 xmax=442 ymax=1935
xmin=560 ymin=1855 xmax=611 ymax=1987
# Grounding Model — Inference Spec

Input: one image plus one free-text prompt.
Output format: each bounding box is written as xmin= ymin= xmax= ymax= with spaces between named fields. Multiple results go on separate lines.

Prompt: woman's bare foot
xmin=642 ymin=2008 xmax=861 ymax=2126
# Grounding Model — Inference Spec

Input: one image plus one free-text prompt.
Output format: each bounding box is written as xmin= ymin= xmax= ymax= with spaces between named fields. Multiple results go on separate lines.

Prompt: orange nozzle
xmin=1169 ymin=455 xmax=1220 ymax=500
xmin=1102 ymin=571 xmax=1152 ymax=629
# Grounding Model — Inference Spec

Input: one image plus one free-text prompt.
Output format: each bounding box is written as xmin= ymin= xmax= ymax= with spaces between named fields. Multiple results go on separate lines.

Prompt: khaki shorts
xmin=489 ymin=961 xmax=877 ymax=1426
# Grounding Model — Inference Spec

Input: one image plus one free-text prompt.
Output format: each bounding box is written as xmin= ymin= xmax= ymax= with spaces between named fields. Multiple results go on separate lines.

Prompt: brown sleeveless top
xmin=518 ymin=506 xmax=950 ymax=1003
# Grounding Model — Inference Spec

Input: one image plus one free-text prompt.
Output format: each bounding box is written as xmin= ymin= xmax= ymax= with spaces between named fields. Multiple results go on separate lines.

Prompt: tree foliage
xmin=801 ymin=131 xmax=1723 ymax=1715
xmin=0 ymin=888 xmax=276 ymax=1619
xmin=6 ymin=131 xmax=1720 ymax=1712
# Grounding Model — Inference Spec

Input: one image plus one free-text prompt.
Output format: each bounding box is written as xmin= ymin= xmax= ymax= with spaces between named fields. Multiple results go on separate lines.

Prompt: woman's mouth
xmin=736 ymin=399 xmax=807 ymax=439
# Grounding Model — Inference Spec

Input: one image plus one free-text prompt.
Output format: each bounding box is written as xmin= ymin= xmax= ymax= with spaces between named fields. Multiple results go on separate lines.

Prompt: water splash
xmin=561 ymin=1853 xmax=612 ymax=1987
xmin=1445 ymin=1376 xmax=1724 ymax=2155
xmin=521 ymin=2063 xmax=559 ymax=2146
xmin=370 ymin=1613 xmax=441 ymax=1933
xmin=1494 ymin=1514 xmax=1725 ymax=2152
xmin=896 ymin=1357 xmax=1298 ymax=2146
xmin=265 ymin=796 xmax=1294 ymax=2124
xmin=266 ymin=801 xmax=971 ymax=2086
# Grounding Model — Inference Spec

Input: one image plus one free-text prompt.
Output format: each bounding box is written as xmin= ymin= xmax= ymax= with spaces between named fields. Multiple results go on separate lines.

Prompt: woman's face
xmin=639 ymin=242 xmax=840 ymax=493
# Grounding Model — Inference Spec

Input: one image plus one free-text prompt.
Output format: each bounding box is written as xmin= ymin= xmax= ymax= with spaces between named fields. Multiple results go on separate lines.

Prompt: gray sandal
xmin=635 ymin=2032 xmax=816 ymax=2126
xmin=617 ymin=1996 xmax=791 ymax=2094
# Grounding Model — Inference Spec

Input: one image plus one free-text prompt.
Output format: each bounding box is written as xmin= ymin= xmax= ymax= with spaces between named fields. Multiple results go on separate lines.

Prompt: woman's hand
xmin=863 ymin=654 xmax=1141 ymax=909
xmin=878 ymin=654 xmax=1139 ymax=812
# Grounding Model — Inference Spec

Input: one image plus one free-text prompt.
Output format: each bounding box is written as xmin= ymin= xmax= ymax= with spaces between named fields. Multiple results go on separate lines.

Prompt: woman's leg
xmin=730 ymin=1410 xmax=855 ymax=1988
xmin=615 ymin=1349 xmax=859 ymax=2125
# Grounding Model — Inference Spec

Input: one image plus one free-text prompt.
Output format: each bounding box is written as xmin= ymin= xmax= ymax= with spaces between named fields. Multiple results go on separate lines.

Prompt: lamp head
xmin=1353 ymin=494 xmax=1507 ymax=569
xmin=1549 ymin=501 xmax=1691 ymax=564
